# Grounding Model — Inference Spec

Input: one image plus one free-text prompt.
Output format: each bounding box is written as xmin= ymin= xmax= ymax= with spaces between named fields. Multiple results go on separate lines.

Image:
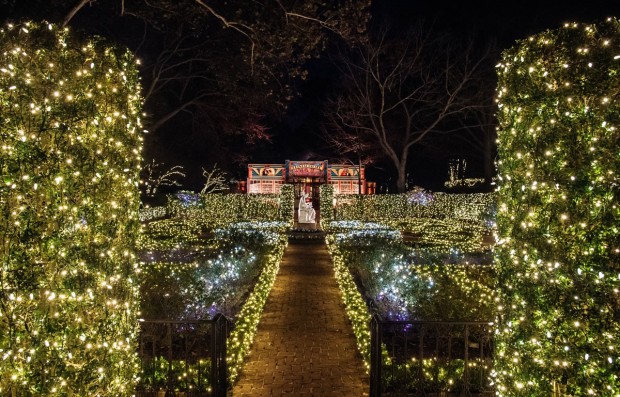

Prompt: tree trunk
xmin=396 ymin=163 xmax=407 ymax=193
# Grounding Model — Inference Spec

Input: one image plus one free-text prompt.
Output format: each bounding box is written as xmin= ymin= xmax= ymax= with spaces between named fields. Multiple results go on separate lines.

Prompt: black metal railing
xmin=370 ymin=315 xmax=494 ymax=397
xmin=136 ymin=314 xmax=230 ymax=397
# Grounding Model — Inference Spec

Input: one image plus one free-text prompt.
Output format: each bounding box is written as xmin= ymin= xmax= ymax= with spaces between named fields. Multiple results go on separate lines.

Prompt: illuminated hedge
xmin=136 ymin=221 xmax=287 ymax=387
xmin=167 ymin=192 xmax=283 ymax=230
xmin=0 ymin=22 xmax=143 ymax=395
xmin=139 ymin=206 xmax=168 ymax=222
xmin=333 ymin=192 xmax=495 ymax=224
xmin=278 ymin=184 xmax=294 ymax=224
xmin=330 ymin=192 xmax=495 ymax=251
xmin=325 ymin=236 xmax=372 ymax=370
xmin=227 ymin=236 xmax=285 ymax=383
xmin=319 ymin=184 xmax=334 ymax=229
xmin=494 ymin=19 xmax=620 ymax=395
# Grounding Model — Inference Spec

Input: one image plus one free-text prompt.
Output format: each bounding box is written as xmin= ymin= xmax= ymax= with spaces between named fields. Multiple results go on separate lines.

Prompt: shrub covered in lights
xmin=330 ymin=192 xmax=496 ymax=252
xmin=326 ymin=222 xmax=495 ymax=386
xmin=494 ymin=18 xmax=620 ymax=395
xmin=319 ymin=184 xmax=334 ymax=229
xmin=328 ymin=224 xmax=495 ymax=322
xmin=140 ymin=224 xmax=285 ymax=321
xmin=333 ymin=191 xmax=495 ymax=224
xmin=138 ymin=220 xmax=287 ymax=387
xmin=278 ymin=184 xmax=294 ymax=224
xmin=0 ymin=21 xmax=143 ymax=396
xmin=167 ymin=192 xmax=286 ymax=230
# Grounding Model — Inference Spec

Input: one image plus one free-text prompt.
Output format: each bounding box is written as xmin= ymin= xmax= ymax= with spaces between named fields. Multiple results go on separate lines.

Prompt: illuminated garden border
xmin=326 ymin=236 xmax=372 ymax=370
xmin=226 ymin=236 xmax=286 ymax=383
xmin=137 ymin=220 xmax=287 ymax=389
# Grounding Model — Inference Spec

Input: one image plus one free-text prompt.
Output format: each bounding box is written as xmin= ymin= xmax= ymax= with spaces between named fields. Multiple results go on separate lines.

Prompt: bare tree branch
xmin=63 ymin=0 xmax=93 ymax=27
xmin=200 ymin=164 xmax=228 ymax=194
xmin=325 ymin=24 xmax=492 ymax=192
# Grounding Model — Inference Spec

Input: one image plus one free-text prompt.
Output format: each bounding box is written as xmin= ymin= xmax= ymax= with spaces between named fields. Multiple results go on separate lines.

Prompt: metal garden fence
xmin=136 ymin=314 xmax=230 ymax=397
xmin=370 ymin=315 xmax=494 ymax=397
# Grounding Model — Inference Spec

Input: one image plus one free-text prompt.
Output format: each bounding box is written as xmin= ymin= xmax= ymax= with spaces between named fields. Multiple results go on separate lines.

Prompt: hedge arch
xmin=495 ymin=19 xmax=620 ymax=395
xmin=0 ymin=22 xmax=143 ymax=395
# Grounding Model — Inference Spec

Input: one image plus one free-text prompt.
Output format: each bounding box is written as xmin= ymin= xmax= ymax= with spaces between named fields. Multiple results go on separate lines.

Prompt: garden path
xmin=231 ymin=240 xmax=369 ymax=396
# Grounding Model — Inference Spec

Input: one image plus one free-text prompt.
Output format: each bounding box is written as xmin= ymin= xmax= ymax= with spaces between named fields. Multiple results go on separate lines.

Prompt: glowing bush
xmin=495 ymin=18 xmax=620 ymax=395
xmin=319 ymin=184 xmax=334 ymax=229
xmin=278 ymin=184 xmax=294 ymax=224
xmin=0 ymin=22 xmax=143 ymax=395
xmin=333 ymin=192 xmax=495 ymax=224
xmin=167 ymin=192 xmax=283 ymax=230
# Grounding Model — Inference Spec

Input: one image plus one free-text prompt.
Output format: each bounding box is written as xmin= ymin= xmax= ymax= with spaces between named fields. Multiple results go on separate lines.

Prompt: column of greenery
xmin=0 ymin=22 xmax=143 ymax=395
xmin=319 ymin=184 xmax=334 ymax=230
xmin=278 ymin=184 xmax=294 ymax=225
xmin=495 ymin=19 xmax=620 ymax=395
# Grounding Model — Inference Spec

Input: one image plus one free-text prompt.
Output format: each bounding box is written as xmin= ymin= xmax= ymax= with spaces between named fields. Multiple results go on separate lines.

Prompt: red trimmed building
xmin=244 ymin=160 xmax=374 ymax=197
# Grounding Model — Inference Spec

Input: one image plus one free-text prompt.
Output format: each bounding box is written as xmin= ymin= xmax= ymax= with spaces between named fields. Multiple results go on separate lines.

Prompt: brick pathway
xmin=231 ymin=240 xmax=369 ymax=396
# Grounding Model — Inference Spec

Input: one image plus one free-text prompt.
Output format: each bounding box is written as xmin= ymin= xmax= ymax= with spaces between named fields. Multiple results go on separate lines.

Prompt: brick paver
xmin=232 ymin=240 xmax=369 ymax=396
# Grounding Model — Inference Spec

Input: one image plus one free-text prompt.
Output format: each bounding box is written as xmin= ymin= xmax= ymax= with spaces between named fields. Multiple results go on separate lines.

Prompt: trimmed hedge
xmin=332 ymin=192 xmax=495 ymax=223
xmin=0 ymin=21 xmax=142 ymax=395
xmin=494 ymin=18 xmax=620 ymax=395
xmin=167 ymin=192 xmax=283 ymax=229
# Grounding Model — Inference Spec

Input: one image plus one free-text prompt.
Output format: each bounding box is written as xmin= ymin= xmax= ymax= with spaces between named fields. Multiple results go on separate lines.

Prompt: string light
xmin=137 ymin=188 xmax=291 ymax=387
xmin=323 ymin=188 xmax=495 ymax=252
xmin=164 ymin=188 xmax=294 ymax=232
xmin=327 ymin=221 xmax=494 ymax=391
xmin=0 ymin=21 xmax=143 ymax=395
xmin=495 ymin=18 xmax=620 ymax=395
xmin=138 ymin=221 xmax=287 ymax=390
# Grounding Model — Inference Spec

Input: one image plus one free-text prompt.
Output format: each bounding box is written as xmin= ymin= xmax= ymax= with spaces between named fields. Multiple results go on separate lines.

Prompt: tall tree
xmin=2 ymin=0 xmax=370 ymax=185
xmin=325 ymin=24 xmax=491 ymax=192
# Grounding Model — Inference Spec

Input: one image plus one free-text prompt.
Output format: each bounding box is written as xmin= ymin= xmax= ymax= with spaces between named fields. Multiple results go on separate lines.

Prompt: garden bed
xmin=137 ymin=219 xmax=288 ymax=392
xmin=327 ymin=220 xmax=496 ymax=394
xmin=327 ymin=221 xmax=495 ymax=322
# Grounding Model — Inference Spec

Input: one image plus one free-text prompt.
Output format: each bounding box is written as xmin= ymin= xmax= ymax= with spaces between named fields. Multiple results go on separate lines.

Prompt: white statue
xmin=298 ymin=192 xmax=316 ymax=223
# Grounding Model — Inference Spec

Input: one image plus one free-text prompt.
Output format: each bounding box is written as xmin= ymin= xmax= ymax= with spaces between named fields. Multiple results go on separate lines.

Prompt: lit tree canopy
xmin=494 ymin=18 xmax=620 ymax=395
xmin=0 ymin=21 xmax=143 ymax=395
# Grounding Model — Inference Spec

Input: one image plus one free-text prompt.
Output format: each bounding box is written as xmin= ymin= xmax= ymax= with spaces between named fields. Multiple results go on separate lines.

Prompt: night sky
xmin=2 ymin=1 xmax=619 ymax=191
xmin=264 ymin=0 xmax=620 ymax=191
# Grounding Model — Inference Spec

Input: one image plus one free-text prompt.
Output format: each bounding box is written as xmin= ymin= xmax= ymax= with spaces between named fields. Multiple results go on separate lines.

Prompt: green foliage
xmin=139 ymin=206 xmax=168 ymax=222
xmin=226 ymin=240 xmax=284 ymax=384
xmin=327 ymin=221 xmax=494 ymax=384
xmin=278 ymin=184 xmax=294 ymax=224
xmin=326 ymin=236 xmax=372 ymax=369
xmin=319 ymin=184 xmax=334 ymax=229
xmin=333 ymin=192 xmax=495 ymax=223
xmin=138 ymin=356 xmax=211 ymax=393
xmin=139 ymin=225 xmax=285 ymax=321
xmin=0 ymin=21 xmax=143 ymax=395
xmin=328 ymin=225 xmax=495 ymax=322
xmin=331 ymin=192 xmax=496 ymax=252
xmin=395 ymin=218 xmax=490 ymax=253
xmin=137 ymin=218 xmax=287 ymax=387
xmin=166 ymin=192 xmax=283 ymax=231
xmin=495 ymin=18 xmax=620 ymax=395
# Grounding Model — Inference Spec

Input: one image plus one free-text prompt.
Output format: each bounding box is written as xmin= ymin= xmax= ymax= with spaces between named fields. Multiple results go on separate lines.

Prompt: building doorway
xmin=292 ymin=178 xmax=321 ymax=210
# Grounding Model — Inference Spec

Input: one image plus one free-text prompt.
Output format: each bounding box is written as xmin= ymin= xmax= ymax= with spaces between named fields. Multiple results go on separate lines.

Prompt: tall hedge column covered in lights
xmin=278 ymin=184 xmax=295 ymax=224
xmin=319 ymin=184 xmax=334 ymax=229
xmin=495 ymin=19 xmax=620 ymax=395
xmin=0 ymin=22 xmax=143 ymax=395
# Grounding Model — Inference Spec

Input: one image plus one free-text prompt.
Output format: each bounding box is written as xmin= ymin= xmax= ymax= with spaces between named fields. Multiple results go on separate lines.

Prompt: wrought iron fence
xmin=370 ymin=315 xmax=494 ymax=397
xmin=136 ymin=315 xmax=230 ymax=397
